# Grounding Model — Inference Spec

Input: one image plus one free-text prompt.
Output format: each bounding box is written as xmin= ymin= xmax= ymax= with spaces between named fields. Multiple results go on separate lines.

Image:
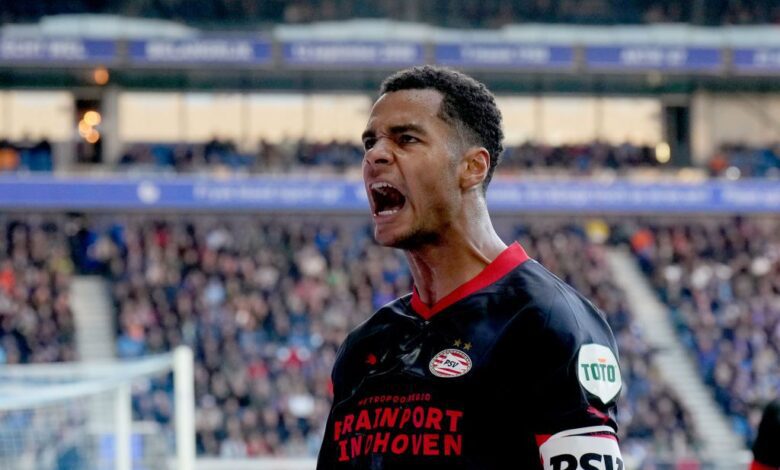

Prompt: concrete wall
xmin=692 ymin=91 xmax=780 ymax=164
xmin=0 ymin=90 xmax=73 ymax=141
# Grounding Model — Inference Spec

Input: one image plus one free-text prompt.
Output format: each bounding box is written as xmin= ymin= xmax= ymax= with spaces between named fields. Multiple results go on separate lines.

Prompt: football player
xmin=317 ymin=65 xmax=623 ymax=469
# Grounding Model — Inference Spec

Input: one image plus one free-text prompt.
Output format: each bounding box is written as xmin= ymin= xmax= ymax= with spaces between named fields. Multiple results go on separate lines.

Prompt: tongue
xmin=384 ymin=189 xmax=405 ymax=209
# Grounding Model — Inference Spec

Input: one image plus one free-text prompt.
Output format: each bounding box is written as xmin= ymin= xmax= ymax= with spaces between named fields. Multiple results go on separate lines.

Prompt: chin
xmin=373 ymin=228 xmax=404 ymax=248
xmin=373 ymin=226 xmax=439 ymax=250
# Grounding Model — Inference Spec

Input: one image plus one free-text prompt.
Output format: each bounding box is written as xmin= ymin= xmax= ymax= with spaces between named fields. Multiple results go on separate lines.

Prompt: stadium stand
xmin=6 ymin=136 xmax=777 ymax=177
xmin=2 ymin=0 xmax=780 ymax=26
xmin=0 ymin=217 xmax=76 ymax=364
xmin=629 ymin=217 xmax=780 ymax=447
xmin=2 ymin=1 xmax=778 ymax=467
xmin=114 ymin=139 xmax=780 ymax=177
xmin=116 ymin=139 xmax=363 ymax=174
xmin=501 ymin=141 xmax=661 ymax=173
xmin=113 ymin=140 xmax=662 ymax=175
xmin=5 ymin=136 xmax=780 ymax=179
xmin=103 ymin=215 xmax=414 ymax=456
xmin=32 ymin=215 xmax=694 ymax=463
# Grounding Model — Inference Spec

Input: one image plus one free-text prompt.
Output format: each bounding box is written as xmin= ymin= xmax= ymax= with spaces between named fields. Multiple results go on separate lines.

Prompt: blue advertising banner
xmin=0 ymin=177 xmax=365 ymax=211
xmin=585 ymin=46 xmax=722 ymax=72
xmin=282 ymin=41 xmax=423 ymax=66
xmin=0 ymin=37 xmax=116 ymax=63
xmin=128 ymin=38 xmax=272 ymax=64
xmin=732 ymin=48 xmax=780 ymax=73
xmin=435 ymin=43 xmax=574 ymax=69
xmin=0 ymin=176 xmax=778 ymax=213
xmin=487 ymin=179 xmax=780 ymax=213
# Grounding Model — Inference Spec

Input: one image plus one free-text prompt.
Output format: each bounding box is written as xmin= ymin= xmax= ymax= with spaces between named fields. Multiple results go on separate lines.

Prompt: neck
xmin=405 ymin=201 xmax=506 ymax=307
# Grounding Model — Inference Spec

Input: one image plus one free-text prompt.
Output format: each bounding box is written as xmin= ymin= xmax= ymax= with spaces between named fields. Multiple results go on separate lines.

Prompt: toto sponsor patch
xmin=577 ymin=344 xmax=622 ymax=404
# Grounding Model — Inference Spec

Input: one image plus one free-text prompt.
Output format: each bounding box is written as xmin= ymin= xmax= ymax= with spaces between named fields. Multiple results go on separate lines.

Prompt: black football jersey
xmin=317 ymin=243 xmax=624 ymax=470
xmin=753 ymin=400 xmax=780 ymax=469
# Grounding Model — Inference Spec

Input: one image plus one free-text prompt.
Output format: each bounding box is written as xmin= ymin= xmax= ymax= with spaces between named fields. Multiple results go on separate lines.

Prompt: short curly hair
xmin=380 ymin=65 xmax=504 ymax=192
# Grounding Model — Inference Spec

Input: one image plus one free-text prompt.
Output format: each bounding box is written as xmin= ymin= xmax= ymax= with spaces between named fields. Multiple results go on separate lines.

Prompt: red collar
xmin=410 ymin=242 xmax=530 ymax=320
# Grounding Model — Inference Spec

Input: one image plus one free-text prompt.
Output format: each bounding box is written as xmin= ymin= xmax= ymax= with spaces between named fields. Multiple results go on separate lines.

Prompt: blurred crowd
xmin=3 ymin=0 xmax=780 ymax=27
xmin=116 ymin=139 xmax=364 ymax=175
xmin=18 ymin=214 xmax=780 ymax=464
xmin=0 ymin=139 xmax=53 ymax=173
xmin=630 ymin=217 xmax=780 ymax=444
xmin=501 ymin=141 xmax=661 ymax=172
xmin=73 ymin=214 xmax=409 ymax=457
xmin=56 ymin=215 xmax=695 ymax=463
xmin=0 ymin=217 xmax=75 ymax=364
xmin=2 ymin=137 xmax=775 ymax=177
xmin=5 ymin=136 xmax=780 ymax=178
xmin=708 ymin=144 xmax=780 ymax=178
xmin=114 ymin=139 xmax=661 ymax=175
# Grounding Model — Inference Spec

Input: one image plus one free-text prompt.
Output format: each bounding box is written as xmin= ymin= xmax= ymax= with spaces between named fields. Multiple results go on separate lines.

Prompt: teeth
xmin=370 ymin=182 xmax=395 ymax=190
xmin=369 ymin=182 xmax=404 ymax=217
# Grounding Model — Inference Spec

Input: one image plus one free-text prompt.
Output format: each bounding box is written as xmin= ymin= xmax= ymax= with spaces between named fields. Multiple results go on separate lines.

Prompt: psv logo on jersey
xmin=429 ymin=349 xmax=472 ymax=378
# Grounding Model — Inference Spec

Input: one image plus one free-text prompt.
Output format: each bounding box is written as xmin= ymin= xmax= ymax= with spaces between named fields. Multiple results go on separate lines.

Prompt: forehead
xmin=366 ymin=89 xmax=446 ymax=130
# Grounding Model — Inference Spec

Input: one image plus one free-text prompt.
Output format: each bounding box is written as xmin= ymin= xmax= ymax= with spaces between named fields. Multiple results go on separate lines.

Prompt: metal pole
xmin=115 ymin=382 xmax=132 ymax=470
xmin=174 ymin=346 xmax=196 ymax=470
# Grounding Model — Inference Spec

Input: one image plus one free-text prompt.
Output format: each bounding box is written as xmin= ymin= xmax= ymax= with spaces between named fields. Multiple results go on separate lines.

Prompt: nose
xmin=364 ymin=137 xmax=393 ymax=167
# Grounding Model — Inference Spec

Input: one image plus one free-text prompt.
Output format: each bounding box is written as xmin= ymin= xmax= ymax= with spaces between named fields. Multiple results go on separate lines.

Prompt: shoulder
xmin=517 ymin=261 xmax=622 ymax=402
xmin=506 ymin=259 xmax=617 ymax=353
xmin=489 ymin=260 xmax=621 ymax=402
xmin=486 ymin=262 xmax=624 ymax=436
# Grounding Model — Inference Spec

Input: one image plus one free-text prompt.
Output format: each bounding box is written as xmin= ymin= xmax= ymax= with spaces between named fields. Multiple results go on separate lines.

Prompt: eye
xmin=363 ymin=138 xmax=376 ymax=151
xmin=398 ymin=134 xmax=418 ymax=144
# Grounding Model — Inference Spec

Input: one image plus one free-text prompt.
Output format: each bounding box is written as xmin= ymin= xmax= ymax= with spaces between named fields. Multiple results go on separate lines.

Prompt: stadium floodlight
xmin=0 ymin=346 xmax=195 ymax=470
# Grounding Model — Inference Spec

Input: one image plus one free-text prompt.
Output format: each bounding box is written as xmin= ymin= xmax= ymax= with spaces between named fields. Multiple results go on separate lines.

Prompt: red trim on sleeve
xmin=587 ymin=405 xmax=611 ymax=425
xmin=410 ymin=242 xmax=530 ymax=320
xmin=751 ymin=461 xmax=779 ymax=470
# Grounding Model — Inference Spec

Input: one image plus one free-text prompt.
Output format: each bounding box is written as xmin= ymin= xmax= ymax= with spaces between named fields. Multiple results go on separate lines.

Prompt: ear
xmin=459 ymin=147 xmax=490 ymax=191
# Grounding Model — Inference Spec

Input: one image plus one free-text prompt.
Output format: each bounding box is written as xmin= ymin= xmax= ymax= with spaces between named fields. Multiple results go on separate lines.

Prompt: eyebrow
xmin=362 ymin=123 xmax=427 ymax=142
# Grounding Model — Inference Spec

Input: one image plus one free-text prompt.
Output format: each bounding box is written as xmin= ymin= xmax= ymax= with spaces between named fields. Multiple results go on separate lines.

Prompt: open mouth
xmin=370 ymin=182 xmax=407 ymax=216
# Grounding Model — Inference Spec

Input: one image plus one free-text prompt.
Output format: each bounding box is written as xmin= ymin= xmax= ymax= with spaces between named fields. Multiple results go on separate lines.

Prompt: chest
xmin=328 ymin=312 xmax=532 ymax=466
